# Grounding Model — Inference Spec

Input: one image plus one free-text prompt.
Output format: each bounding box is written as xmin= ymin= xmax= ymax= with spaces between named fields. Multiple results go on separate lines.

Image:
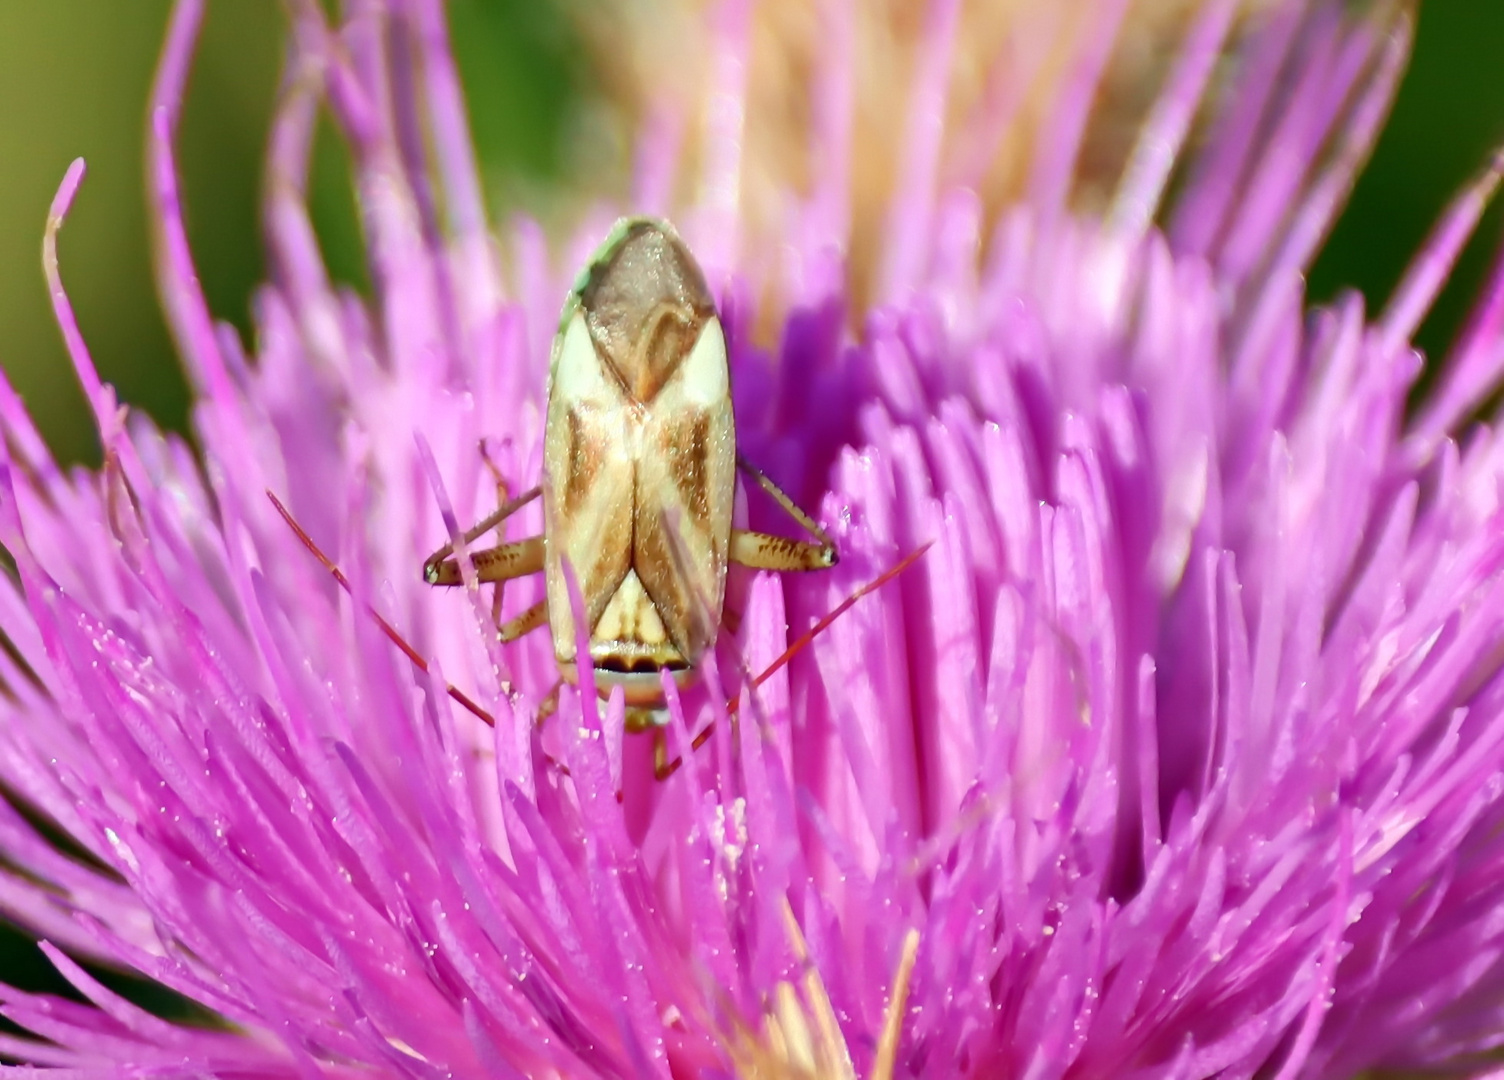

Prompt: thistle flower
xmin=2 ymin=0 xmax=1503 ymax=1075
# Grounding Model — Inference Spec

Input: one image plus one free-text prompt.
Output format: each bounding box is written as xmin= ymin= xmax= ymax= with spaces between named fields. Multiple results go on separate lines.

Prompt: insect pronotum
xmin=423 ymin=217 xmax=841 ymax=775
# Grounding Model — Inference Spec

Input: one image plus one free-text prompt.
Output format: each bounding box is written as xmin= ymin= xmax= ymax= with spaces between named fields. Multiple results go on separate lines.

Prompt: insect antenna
xmin=267 ymin=491 xmax=497 ymax=728
xmin=728 ymin=540 xmax=934 ymax=714
xmin=660 ymin=540 xmax=934 ymax=778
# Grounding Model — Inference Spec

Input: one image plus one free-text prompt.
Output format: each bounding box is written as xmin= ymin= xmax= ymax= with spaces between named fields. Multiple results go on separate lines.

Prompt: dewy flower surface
xmin=2 ymin=0 xmax=1504 ymax=1075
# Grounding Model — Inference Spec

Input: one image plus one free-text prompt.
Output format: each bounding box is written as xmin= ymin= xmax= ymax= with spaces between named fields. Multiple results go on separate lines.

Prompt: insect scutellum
xmin=422 ymin=217 xmax=839 ymax=765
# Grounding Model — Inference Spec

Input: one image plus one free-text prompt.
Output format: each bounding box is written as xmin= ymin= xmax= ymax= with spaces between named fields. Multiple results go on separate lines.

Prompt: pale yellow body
xmin=420 ymin=218 xmax=837 ymax=752
xmin=543 ymin=297 xmax=736 ymax=704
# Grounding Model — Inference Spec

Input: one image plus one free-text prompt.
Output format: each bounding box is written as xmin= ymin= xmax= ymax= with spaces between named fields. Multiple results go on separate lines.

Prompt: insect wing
xmin=543 ymin=310 xmax=635 ymax=665
xmin=542 ymin=216 xmax=736 ymax=678
xmin=632 ymin=314 xmax=736 ymax=664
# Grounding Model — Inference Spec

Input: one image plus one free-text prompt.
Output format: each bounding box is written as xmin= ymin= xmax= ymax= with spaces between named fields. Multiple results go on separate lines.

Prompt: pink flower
xmin=1 ymin=0 xmax=1502 ymax=1075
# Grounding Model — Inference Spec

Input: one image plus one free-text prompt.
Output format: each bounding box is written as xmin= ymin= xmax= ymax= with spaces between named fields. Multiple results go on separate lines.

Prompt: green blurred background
xmin=0 ymin=4 xmax=1499 ymax=467
xmin=0 ymin=0 xmax=581 ymax=466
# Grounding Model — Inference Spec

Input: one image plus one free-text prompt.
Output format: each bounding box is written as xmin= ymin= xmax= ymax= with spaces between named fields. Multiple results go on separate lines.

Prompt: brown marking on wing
xmin=589 ymin=569 xmax=689 ymax=677
xmin=543 ymin=394 xmax=636 ymax=666
xmin=562 ymin=407 xmax=599 ymax=517
xmin=580 ymin=222 xmax=715 ymax=404
xmin=581 ymin=515 xmax=635 ymax=630
xmin=627 ymin=304 xmax=700 ymax=400
xmin=630 ymin=518 xmax=709 ymax=661
xmin=631 ymin=401 xmax=737 ymax=667
xmin=665 ymin=413 xmax=711 ymax=529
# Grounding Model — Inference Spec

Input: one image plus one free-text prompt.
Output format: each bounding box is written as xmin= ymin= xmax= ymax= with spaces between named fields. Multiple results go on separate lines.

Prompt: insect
xmin=422 ymin=217 xmax=840 ymax=773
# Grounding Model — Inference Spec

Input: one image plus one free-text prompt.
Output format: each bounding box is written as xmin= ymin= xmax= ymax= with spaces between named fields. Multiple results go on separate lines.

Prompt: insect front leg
xmin=731 ymin=455 xmax=839 ymax=572
xmin=534 ymin=681 xmax=561 ymax=726
xmin=423 ymin=484 xmax=551 ymax=642
xmin=422 ymin=484 xmax=541 ymax=575
xmin=423 ymin=535 xmax=546 ymax=587
xmin=422 ymin=486 xmax=545 ymax=582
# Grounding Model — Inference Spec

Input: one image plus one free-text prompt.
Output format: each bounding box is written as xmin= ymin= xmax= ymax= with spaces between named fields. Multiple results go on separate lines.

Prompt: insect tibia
xmin=424 ymin=535 xmax=546 ymax=587
xmin=730 ymin=529 xmax=838 ymax=573
xmin=498 ymin=599 xmax=548 ymax=643
xmin=731 ymin=455 xmax=839 ymax=572
xmin=420 ymin=485 xmax=543 ymax=586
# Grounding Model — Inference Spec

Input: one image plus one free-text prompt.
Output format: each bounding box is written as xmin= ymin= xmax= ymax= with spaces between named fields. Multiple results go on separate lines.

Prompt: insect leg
xmin=534 ymin=681 xmax=561 ymax=726
xmin=420 ymin=484 xmax=541 ymax=579
xmin=423 ymin=481 xmax=544 ymax=639
xmin=424 ymin=535 xmax=545 ymax=587
xmin=732 ymin=455 xmax=838 ymax=571
xmin=730 ymin=530 xmax=838 ymax=572
xmin=654 ymin=543 xmax=934 ymax=779
xmin=498 ymin=598 xmax=548 ymax=642
xmin=653 ymin=729 xmax=671 ymax=781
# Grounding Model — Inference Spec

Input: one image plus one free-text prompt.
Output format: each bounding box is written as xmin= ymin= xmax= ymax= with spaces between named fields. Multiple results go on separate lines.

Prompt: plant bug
xmin=423 ymin=217 xmax=842 ymax=775
xmin=271 ymin=488 xmax=928 ymax=784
